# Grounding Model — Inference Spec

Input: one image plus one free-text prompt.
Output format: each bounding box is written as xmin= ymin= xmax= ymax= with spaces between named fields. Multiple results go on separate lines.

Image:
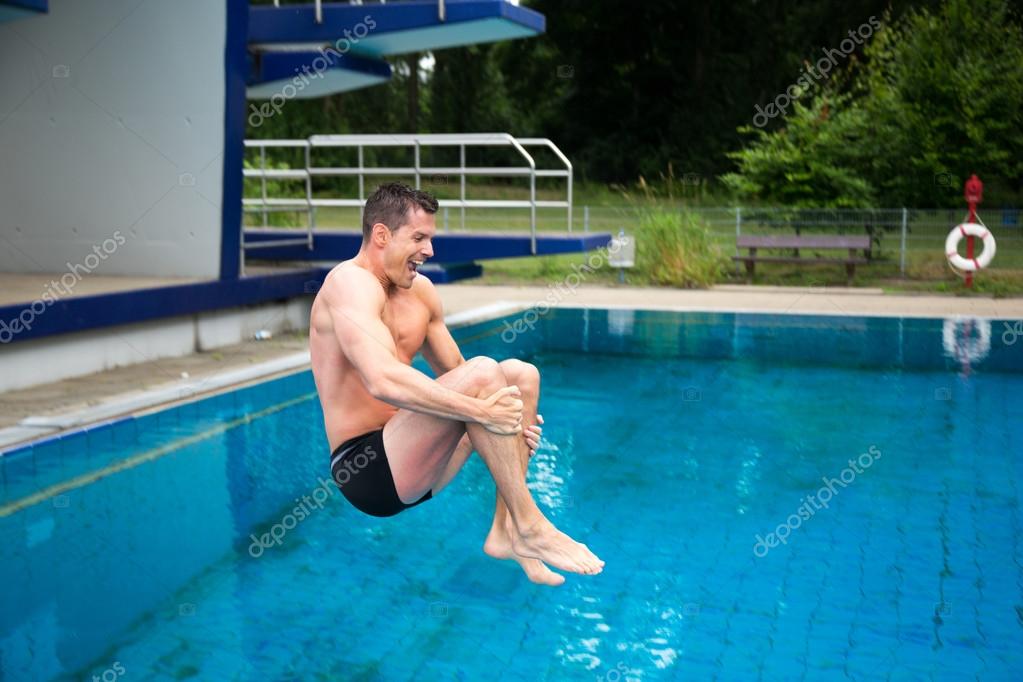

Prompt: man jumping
xmin=309 ymin=182 xmax=603 ymax=585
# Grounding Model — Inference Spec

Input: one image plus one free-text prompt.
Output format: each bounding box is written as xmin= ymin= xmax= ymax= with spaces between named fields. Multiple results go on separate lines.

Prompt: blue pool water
xmin=1 ymin=309 xmax=1021 ymax=680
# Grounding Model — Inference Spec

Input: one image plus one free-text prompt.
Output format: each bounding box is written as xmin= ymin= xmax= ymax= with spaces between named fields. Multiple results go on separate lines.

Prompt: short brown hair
xmin=362 ymin=182 xmax=438 ymax=241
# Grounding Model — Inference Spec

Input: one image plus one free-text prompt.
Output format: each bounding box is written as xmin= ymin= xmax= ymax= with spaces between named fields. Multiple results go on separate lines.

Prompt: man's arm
xmin=418 ymin=277 xmax=465 ymax=375
xmin=326 ymin=267 xmax=518 ymax=432
xmin=416 ymin=277 xmax=544 ymax=454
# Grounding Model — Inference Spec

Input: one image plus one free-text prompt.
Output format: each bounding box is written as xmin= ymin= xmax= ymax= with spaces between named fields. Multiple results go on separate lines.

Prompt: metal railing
xmin=243 ymin=133 xmax=574 ymax=258
xmin=271 ymin=0 xmax=322 ymax=24
xmin=573 ymin=205 xmax=1021 ymax=277
xmin=268 ymin=1 xmax=447 ymax=23
xmin=241 ymin=139 xmax=314 ymax=276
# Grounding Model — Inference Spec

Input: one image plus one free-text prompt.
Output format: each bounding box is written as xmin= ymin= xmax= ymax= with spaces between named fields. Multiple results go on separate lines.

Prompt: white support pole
xmin=584 ymin=205 xmax=590 ymax=233
xmin=357 ymin=145 xmax=364 ymax=202
xmin=459 ymin=144 xmax=466 ymax=231
xmin=414 ymin=141 xmax=421 ymax=189
xmin=900 ymin=207 xmax=908 ymax=277
xmin=735 ymin=206 xmax=742 ymax=275
xmin=567 ymin=167 xmax=573 ymax=232
xmin=260 ymin=145 xmax=268 ymax=228
xmin=529 ymin=169 xmax=537 ymax=254
xmin=305 ymin=142 xmax=314 ymax=243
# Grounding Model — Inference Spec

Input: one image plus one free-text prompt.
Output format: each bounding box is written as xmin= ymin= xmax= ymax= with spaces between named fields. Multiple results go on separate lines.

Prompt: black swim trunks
xmin=330 ymin=429 xmax=432 ymax=517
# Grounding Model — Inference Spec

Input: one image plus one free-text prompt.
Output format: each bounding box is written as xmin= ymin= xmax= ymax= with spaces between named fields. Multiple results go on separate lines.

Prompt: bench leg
xmin=744 ymin=260 xmax=755 ymax=283
xmin=845 ymin=263 xmax=855 ymax=286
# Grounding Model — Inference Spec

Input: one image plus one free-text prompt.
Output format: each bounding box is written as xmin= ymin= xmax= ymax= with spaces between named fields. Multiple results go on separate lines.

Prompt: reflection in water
xmin=942 ymin=317 xmax=992 ymax=373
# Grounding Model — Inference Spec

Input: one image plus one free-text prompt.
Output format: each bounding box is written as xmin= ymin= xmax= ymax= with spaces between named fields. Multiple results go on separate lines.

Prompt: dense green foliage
xmin=248 ymin=0 xmax=1023 ymax=207
xmin=722 ymin=0 xmax=1023 ymax=207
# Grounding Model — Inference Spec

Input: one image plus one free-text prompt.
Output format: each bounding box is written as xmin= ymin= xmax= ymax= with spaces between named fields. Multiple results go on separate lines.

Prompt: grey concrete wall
xmin=0 ymin=0 xmax=226 ymax=278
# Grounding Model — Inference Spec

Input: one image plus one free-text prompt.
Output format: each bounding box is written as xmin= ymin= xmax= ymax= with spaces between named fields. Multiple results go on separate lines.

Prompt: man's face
xmin=382 ymin=207 xmax=435 ymax=289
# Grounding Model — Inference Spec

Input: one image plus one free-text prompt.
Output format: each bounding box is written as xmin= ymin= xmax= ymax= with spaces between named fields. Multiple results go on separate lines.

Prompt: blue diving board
xmin=248 ymin=1 xmax=545 ymax=57
xmin=0 ymin=0 xmax=46 ymax=23
xmin=248 ymin=50 xmax=392 ymax=99
xmin=243 ymin=229 xmax=612 ymax=263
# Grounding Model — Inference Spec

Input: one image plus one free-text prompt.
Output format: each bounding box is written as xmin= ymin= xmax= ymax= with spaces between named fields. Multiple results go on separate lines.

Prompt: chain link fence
xmin=566 ymin=205 xmax=1021 ymax=279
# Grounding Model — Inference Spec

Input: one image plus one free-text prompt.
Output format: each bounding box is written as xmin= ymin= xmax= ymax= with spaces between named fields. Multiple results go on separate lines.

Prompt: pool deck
xmin=2 ymin=284 xmax=1021 ymax=451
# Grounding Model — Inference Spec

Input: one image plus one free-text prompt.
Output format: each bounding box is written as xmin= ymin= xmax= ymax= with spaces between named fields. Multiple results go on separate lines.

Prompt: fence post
xmin=584 ymin=205 xmax=590 ymax=233
xmin=900 ymin=207 xmax=908 ymax=277
xmin=260 ymin=145 xmax=268 ymax=228
xmin=735 ymin=206 xmax=742 ymax=275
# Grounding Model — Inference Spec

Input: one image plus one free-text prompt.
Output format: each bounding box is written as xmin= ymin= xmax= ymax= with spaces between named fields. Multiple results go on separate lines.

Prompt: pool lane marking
xmin=0 ymin=392 xmax=316 ymax=518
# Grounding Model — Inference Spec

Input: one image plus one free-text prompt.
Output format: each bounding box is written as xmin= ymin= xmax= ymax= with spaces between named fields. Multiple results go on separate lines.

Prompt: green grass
xmin=242 ymin=178 xmax=1023 ymax=295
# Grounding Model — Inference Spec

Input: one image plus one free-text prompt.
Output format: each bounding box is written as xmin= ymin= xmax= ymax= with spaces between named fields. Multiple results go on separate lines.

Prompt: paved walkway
xmin=1 ymin=284 xmax=1020 ymax=449
xmin=438 ymin=284 xmax=1023 ymax=319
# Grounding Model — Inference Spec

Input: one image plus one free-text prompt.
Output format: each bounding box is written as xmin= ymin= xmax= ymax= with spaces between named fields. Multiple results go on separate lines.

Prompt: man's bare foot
xmin=512 ymin=518 xmax=604 ymax=575
xmin=484 ymin=521 xmax=565 ymax=586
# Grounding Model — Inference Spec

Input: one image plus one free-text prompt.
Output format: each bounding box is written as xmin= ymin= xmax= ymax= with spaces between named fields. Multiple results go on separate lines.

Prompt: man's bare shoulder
xmin=411 ymin=272 xmax=444 ymax=319
xmin=322 ymin=261 xmax=385 ymax=308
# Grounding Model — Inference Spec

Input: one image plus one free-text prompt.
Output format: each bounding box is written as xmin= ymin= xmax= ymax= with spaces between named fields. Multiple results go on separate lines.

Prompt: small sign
xmin=608 ymin=230 xmax=635 ymax=269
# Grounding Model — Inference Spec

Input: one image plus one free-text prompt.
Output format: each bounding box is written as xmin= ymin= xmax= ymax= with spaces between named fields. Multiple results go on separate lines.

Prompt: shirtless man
xmin=309 ymin=183 xmax=603 ymax=584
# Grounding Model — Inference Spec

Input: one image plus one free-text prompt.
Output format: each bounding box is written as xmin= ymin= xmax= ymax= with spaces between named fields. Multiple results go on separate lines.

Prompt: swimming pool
xmin=1 ymin=308 xmax=1021 ymax=680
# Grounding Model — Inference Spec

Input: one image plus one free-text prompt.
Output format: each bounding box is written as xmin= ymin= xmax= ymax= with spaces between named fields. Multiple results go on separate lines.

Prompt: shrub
xmin=635 ymin=209 xmax=728 ymax=288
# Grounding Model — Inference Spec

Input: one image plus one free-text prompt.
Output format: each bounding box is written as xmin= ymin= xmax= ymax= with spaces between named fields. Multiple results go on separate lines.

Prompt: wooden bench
xmin=732 ymin=235 xmax=871 ymax=285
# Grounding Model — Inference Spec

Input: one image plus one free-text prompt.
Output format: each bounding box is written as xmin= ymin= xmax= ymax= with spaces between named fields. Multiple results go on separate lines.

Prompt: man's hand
xmin=524 ymin=413 xmax=544 ymax=458
xmin=480 ymin=385 xmax=523 ymax=435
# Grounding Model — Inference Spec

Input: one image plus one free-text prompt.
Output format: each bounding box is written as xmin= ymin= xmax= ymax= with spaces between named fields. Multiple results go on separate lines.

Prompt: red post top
xmin=964 ymin=174 xmax=983 ymax=205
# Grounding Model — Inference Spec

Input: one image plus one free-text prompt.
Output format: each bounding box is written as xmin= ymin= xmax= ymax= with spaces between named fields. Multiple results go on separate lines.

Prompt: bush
xmin=721 ymin=0 xmax=1023 ymax=208
xmin=635 ymin=209 xmax=728 ymax=288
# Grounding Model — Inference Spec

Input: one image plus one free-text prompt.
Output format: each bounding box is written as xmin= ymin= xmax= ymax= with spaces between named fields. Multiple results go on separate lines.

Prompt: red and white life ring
xmin=945 ymin=222 xmax=996 ymax=272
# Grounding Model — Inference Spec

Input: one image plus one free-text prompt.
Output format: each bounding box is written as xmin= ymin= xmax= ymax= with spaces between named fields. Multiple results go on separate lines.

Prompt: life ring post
xmin=963 ymin=175 xmax=983 ymax=288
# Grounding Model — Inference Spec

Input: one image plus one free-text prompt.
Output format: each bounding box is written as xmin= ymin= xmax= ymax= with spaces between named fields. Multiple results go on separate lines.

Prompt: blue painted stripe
xmin=220 ymin=0 xmax=249 ymax=281
xmin=249 ymin=0 xmax=544 ymax=45
xmin=0 ymin=0 xmax=47 ymax=13
xmin=250 ymin=50 xmax=392 ymax=86
xmin=0 ymin=268 xmax=330 ymax=346
xmin=243 ymin=229 xmax=612 ymax=263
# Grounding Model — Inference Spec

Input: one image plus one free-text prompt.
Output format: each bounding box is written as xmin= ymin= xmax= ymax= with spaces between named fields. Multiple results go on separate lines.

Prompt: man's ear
xmin=371 ymin=222 xmax=390 ymax=247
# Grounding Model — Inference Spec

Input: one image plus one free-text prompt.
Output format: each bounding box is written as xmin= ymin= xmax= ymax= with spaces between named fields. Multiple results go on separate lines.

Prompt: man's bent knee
xmin=500 ymin=359 xmax=539 ymax=389
xmin=460 ymin=356 xmax=507 ymax=395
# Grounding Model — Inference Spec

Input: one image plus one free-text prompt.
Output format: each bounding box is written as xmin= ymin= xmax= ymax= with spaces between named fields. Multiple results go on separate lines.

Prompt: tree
xmin=721 ymin=94 xmax=876 ymax=207
xmin=860 ymin=0 xmax=1023 ymax=205
xmin=722 ymin=0 xmax=1023 ymax=207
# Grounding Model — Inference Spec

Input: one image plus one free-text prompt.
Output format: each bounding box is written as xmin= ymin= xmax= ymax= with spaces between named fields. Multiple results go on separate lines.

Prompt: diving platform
xmin=243 ymin=229 xmax=613 ymax=282
xmin=247 ymin=1 xmax=545 ymax=99
xmin=248 ymin=1 xmax=545 ymax=56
